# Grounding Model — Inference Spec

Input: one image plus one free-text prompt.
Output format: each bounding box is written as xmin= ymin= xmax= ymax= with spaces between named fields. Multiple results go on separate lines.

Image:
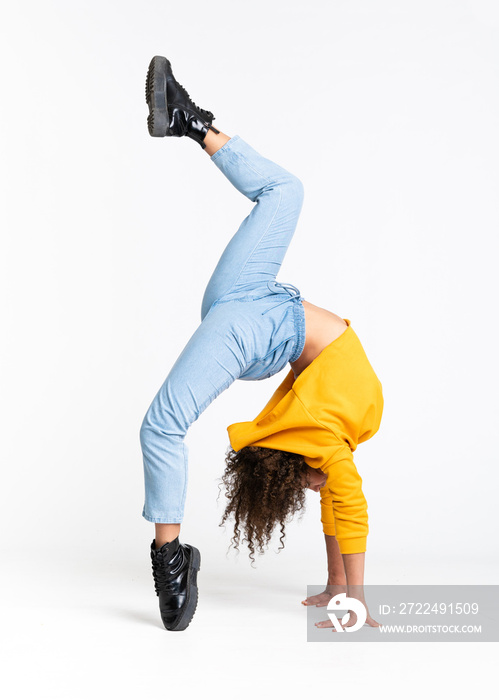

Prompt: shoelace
xmin=151 ymin=549 xmax=185 ymax=595
xmin=151 ymin=559 xmax=171 ymax=595
xmin=176 ymin=80 xmax=212 ymax=117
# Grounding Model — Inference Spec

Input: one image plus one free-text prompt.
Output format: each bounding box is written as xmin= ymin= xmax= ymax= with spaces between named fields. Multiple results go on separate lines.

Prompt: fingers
xmin=301 ymin=593 xmax=332 ymax=606
xmin=315 ymin=619 xmax=333 ymax=629
xmin=314 ymin=617 xmax=382 ymax=630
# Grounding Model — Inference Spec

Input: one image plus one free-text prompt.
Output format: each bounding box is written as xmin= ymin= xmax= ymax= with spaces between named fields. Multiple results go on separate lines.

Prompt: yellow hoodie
xmin=227 ymin=319 xmax=384 ymax=554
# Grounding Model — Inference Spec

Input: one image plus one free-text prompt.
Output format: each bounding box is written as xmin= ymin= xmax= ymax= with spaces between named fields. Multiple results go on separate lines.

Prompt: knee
xmin=282 ymin=173 xmax=304 ymax=211
xmin=139 ymin=406 xmax=166 ymax=450
xmin=139 ymin=412 xmax=152 ymax=451
xmin=139 ymin=395 xmax=188 ymax=450
xmin=291 ymin=173 xmax=305 ymax=201
xmin=200 ymin=293 xmax=213 ymax=322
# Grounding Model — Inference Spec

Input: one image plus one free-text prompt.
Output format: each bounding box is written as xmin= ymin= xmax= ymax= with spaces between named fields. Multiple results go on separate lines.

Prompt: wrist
xmin=342 ymin=552 xmax=365 ymax=587
xmin=346 ymin=583 xmax=367 ymax=602
xmin=325 ymin=582 xmax=347 ymax=596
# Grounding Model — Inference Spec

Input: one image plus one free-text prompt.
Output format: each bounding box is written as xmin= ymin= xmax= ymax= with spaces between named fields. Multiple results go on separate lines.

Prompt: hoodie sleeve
xmin=319 ymin=488 xmax=336 ymax=537
xmin=320 ymin=446 xmax=368 ymax=554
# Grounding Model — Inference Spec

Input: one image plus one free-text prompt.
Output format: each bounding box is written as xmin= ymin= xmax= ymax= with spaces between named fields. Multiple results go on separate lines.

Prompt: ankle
xmin=203 ymin=130 xmax=231 ymax=157
xmin=155 ymin=523 xmax=181 ymax=549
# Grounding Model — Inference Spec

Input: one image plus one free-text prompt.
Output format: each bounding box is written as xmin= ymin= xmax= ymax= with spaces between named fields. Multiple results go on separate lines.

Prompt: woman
xmin=141 ymin=56 xmax=384 ymax=632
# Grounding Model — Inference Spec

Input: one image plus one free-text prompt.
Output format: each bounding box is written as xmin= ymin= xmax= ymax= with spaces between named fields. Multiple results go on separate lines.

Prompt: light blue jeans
xmin=140 ymin=134 xmax=306 ymax=523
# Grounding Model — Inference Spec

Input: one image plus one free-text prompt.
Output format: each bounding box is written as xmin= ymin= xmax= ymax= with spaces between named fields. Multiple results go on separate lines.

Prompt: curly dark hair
xmin=218 ymin=445 xmax=309 ymax=563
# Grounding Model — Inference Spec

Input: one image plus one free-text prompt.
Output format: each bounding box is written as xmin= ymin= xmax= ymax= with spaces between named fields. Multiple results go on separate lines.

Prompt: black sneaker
xmin=150 ymin=536 xmax=201 ymax=631
xmin=145 ymin=55 xmax=220 ymax=148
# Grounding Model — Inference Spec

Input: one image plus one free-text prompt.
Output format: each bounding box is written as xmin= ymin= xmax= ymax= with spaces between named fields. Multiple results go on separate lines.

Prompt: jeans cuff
xmin=210 ymin=134 xmax=241 ymax=162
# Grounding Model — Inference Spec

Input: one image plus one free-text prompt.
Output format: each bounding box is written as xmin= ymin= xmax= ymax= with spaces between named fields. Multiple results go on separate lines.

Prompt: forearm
xmin=342 ymin=551 xmax=365 ymax=585
xmin=325 ymin=537 xmax=366 ymax=587
xmin=324 ymin=534 xmax=347 ymax=585
xmin=320 ymin=539 xmax=376 ymax=624
xmin=342 ymin=552 xmax=367 ymax=606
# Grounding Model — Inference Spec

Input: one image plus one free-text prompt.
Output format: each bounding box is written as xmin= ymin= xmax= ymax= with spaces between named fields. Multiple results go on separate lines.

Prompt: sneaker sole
xmin=145 ymin=55 xmax=171 ymax=137
xmin=169 ymin=545 xmax=201 ymax=632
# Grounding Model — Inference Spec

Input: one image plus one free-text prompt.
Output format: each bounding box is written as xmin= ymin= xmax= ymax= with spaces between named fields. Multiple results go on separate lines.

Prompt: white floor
xmin=2 ymin=543 xmax=496 ymax=700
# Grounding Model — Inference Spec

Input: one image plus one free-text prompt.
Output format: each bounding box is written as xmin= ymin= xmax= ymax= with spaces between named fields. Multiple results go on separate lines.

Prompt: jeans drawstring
xmin=261 ymin=281 xmax=303 ymax=315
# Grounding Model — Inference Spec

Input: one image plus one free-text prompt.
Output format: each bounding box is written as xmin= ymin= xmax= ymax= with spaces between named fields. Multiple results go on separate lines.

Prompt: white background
xmin=1 ymin=0 xmax=498 ymax=697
